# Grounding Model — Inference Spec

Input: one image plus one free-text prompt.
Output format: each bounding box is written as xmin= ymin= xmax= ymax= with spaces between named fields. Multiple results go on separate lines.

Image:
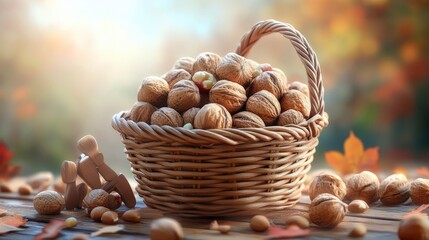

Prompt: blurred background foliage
xmin=0 ymin=0 xmax=428 ymax=176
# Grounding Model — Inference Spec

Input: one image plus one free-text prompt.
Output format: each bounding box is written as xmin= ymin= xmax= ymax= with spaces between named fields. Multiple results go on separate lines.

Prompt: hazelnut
xmin=285 ymin=215 xmax=310 ymax=229
xmin=90 ymin=206 xmax=110 ymax=222
xmin=162 ymin=69 xmax=192 ymax=88
xmin=379 ymin=174 xmax=410 ymax=205
xmin=246 ymin=90 xmax=281 ymax=125
xmin=0 ymin=182 xmax=12 ymax=193
xmin=18 ymin=184 xmax=33 ymax=196
xmin=101 ymin=211 xmax=119 ymax=225
xmin=349 ymin=223 xmax=367 ymax=238
xmin=216 ymin=52 xmax=259 ymax=87
xmin=288 ymin=81 xmax=310 ymax=97
xmin=33 ymin=190 xmax=65 ymax=215
xmin=150 ymin=107 xmax=184 ymax=127
xmin=150 ymin=217 xmax=184 ymax=240
xmin=137 ymin=76 xmax=170 ymax=108
xmin=250 ymin=215 xmax=270 ymax=232
xmin=232 ymin=111 xmax=265 ymax=128
xmin=410 ymin=178 xmax=429 ymax=205
xmin=172 ymin=56 xmax=195 ymax=74
xmin=182 ymin=107 xmax=200 ymax=125
xmin=107 ymin=192 xmax=122 ymax=210
xmin=309 ymin=193 xmax=347 ymax=228
xmin=167 ymin=80 xmax=200 ymax=113
xmin=192 ymin=71 xmax=217 ymax=93
xmin=278 ymin=109 xmax=306 ymax=126
xmin=348 ymin=200 xmax=369 ymax=213
xmin=192 ymin=52 xmax=221 ymax=76
xmin=248 ymin=69 xmax=288 ymax=99
xmin=398 ymin=214 xmax=429 ymax=240
xmin=83 ymin=189 xmax=109 ymax=214
xmin=346 ymin=171 xmax=380 ymax=204
xmin=280 ymin=90 xmax=311 ymax=118
xmin=194 ymin=103 xmax=232 ymax=129
xmin=122 ymin=209 xmax=141 ymax=223
xmin=309 ymin=172 xmax=346 ymax=201
xmin=209 ymin=80 xmax=247 ymax=113
xmin=130 ymin=102 xmax=158 ymax=123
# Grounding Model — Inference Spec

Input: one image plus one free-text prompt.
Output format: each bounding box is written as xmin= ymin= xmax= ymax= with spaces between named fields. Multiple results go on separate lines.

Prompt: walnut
xmin=280 ymin=90 xmax=311 ymax=118
xmin=248 ymin=68 xmax=287 ymax=99
xmin=309 ymin=172 xmax=346 ymax=201
xmin=130 ymin=102 xmax=157 ymax=123
xmin=82 ymin=189 xmax=109 ymax=214
xmin=33 ymin=190 xmax=65 ymax=215
xmin=167 ymin=80 xmax=200 ymax=113
xmin=277 ymin=109 xmax=305 ymax=126
xmin=379 ymin=174 xmax=410 ymax=205
xmin=194 ymin=103 xmax=232 ymax=129
xmin=232 ymin=111 xmax=265 ymax=128
xmin=410 ymin=178 xmax=429 ymax=205
xmin=150 ymin=107 xmax=184 ymax=127
xmin=137 ymin=76 xmax=170 ymax=108
xmin=216 ymin=52 xmax=260 ymax=87
xmin=345 ymin=171 xmax=380 ymax=204
xmin=182 ymin=107 xmax=200 ymax=125
xmin=192 ymin=52 xmax=221 ymax=76
xmin=209 ymin=80 xmax=247 ymax=113
xmin=246 ymin=90 xmax=281 ymax=125
xmin=192 ymin=71 xmax=217 ymax=93
xmin=161 ymin=69 xmax=192 ymax=88
xmin=288 ymin=81 xmax=309 ymax=97
xmin=397 ymin=214 xmax=429 ymax=240
xmin=172 ymin=56 xmax=195 ymax=74
xmin=309 ymin=193 xmax=347 ymax=228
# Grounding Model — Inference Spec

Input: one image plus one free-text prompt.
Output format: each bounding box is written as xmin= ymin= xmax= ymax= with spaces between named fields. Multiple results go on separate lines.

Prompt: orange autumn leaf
xmin=325 ymin=132 xmax=380 ymax=175
xmin=0 ymin=214 xmax=27 ymax=227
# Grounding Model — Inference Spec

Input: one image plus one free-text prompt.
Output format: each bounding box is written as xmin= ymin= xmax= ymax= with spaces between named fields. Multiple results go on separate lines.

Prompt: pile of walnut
xmin=308 ymin=171 xmax=429 ymax=239
xmin=127 ymin=52 xmax=311 ymax=129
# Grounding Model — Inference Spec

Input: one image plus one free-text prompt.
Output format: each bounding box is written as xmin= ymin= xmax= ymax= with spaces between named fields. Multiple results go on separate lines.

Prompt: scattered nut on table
xmin=90 ymin=206 xmax=110 ymax=222
xmin=18 ymin=184 xmax=33 ymax=196
xmin=309 ymin=172 xmax=346 ymax=200
xmin=285 ymin=215 xmax=310 ymax=229
xmin=122 ymin=209 xmax=141 ymax=223
xmin=250 ymin=215 xmax=270 ymax=232
xmin=150 ymin=217 xmax=184 ymax=240
xmin=379 ymin=173 xmax=410 ymax=205
xmin=83 ymin=189 xmax=110 ymax=214
xmin=33 ymin=190 xmax=65 ymax=215
xmin=410 ymin=178 xmax=429 ymax=205
xmin=309 ymin=193 xmax=347 ymax=228
xmin=349 ymin=223 xmax=367 ymax=238
xmin=348 ymin=199 xmax=369 ymax=213
xmin=346 ymin=171 xmax=380 ymax=204
xmin=101 ymin=211 xmax=119 ymax=225
xmin=397 ymin=214 xmax=429 ymax=240
xmin=64 ymin=217 xmax=78 ymax=228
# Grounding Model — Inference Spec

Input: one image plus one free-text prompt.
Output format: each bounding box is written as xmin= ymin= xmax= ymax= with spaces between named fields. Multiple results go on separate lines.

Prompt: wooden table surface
xmin=0 ymin=192 xmax=419 ymax=240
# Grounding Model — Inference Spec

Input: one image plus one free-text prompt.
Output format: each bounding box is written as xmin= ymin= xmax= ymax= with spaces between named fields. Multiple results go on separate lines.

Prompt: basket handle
xmin=236 ymin=19 xmax=325 ymax=118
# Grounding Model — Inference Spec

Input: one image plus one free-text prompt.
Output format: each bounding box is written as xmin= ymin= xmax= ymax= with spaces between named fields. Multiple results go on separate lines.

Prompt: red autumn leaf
xmin=325 ymin=132 xmax=380 ymax=175
xmin=266 ymin=225 xmax=311 ymax=239
xmin=0 ymin=141 xmax=20 ymax=180
xmin=415 ymin=167 xmax=429 ymax=178
xmin=0 ymin=214 xmax=27 ymax=227
xmin=35 ymin=219 xmax=64 ymax=240
xmin=403 ymin=204 xmax=429 ymax=219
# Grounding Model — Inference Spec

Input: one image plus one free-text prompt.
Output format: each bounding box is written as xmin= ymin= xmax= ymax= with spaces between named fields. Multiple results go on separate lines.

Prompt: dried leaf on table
xmin=403 ymin=204 xmax=429 ymax=219
xmin=91 ymin=225 xmax=124 ymax=237
xmin=34 ymin=219 xmax=64 ymax=240
xmin=0 ymin=225 xmax=23 ymax=234
xmin=0 ymin=209 xmax=7 ymax=216
xmin=0 ymin=214 xmax=27 ymax=227
xmin=266 ymin=225 xmax=311 ymax=239
xmin=0 ymin=141 xmax=20 ymax=180
xmin=325 ymin=131 xmax=379 ymax=175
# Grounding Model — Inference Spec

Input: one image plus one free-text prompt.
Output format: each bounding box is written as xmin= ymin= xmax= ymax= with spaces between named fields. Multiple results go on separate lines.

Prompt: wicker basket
xmin=112 ymin=19 xmax=328 ymax=217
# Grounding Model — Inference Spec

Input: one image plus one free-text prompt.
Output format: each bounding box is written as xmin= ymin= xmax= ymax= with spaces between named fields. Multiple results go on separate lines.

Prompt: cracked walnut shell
xmin=248 ymin=68 xmax=288 ymax=99
xmin=309 ymin=193 xmax=347 ymax=228
xmin=209 ymin=80 xmax=247 ymax=114
xmin=280 ymin=89 xmax=311 ymax=118
xmin=246 ymin=90 xmax=281 ymax=125
xmin=130 ymin=102 xmax=157 ymax=123
xmin=192 ymin=52 xmax=221 ymax=76
xmin=379 ymin=174 xmax=410 ymax=205
xmin=345 ymin=171 xmax=380 ymax=204
xmin=309 ymin=172 xmax=346 ymax=201
xmin=410 ymin=178 xmax=429 ymax=205
xmin=167 ymin=80 xmax=200 ymax=113
xmin=161 ymin=69 xmax=192 ymax=88
xmin=232 ymin=111 xmax=265 ymax=128
xmin=150 ymin=107 xmax=184 ymax=127
xmin=216 ymin=52 xmax=260 ymax=87
xmin=137 ymin=76 xmax=170 ymax=108
xmin=194 ymin=103 xmax=232 ymax=129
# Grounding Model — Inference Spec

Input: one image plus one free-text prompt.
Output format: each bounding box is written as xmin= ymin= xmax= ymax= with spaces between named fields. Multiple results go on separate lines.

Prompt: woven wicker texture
xmin=112 ymin=19 xmax=328 ymax=216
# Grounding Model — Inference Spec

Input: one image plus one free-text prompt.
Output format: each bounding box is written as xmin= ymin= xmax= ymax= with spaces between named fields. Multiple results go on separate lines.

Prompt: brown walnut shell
xmin=167 ymin=80 xmax=200 ymax=113
xmin=309 ymin=193 xmax=347 ymax=228
xmin=277 ymin=109 xmax=305 ymax=125
xmin=216 ymin=52 xmax=260 ymax=87
xmin=397 ymin=214 xmax=429 ymax=240
xmin=288 ymin=81 xmax=310 ymax=97
xmin=130 ymin=102 xmax=158 ymax=123
xmin=345 ymin=171 xmax=380 ymax=204
xmin=192 ymin=52 xmax=221 ymax=76
xmin=182 ymin=107 xmax=200 ymax=125
xmin=246 ymin=90 xmax=281 ymax=125
xmin=280 ymin=90 xmax=311 ymax=118
xmin=161 ymin=69 xmax=192 ymax=88
xmin=194 ymin=103 xmax=232 ymax=129
xmin=232 ymin=111 xmax=265 ymax=128
xmin=209 ymin=80 xmax=247 ymax=114
xmin=172 ymin=56 xmax=195 ymax=74
xmin=379 ymin=174 xmax=410 ymax=205
xmin=137 ymin=76 xmax=170 ymax=108
xmin=309 ymin=172 xmax=347 ymax=201
xmin=248 ymin=68 xmax=287 ymax=99
xmin=150 ymin=107 xmax=184 ymax=127
xmin=410 ymin=178 xmax=429 ymax=205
